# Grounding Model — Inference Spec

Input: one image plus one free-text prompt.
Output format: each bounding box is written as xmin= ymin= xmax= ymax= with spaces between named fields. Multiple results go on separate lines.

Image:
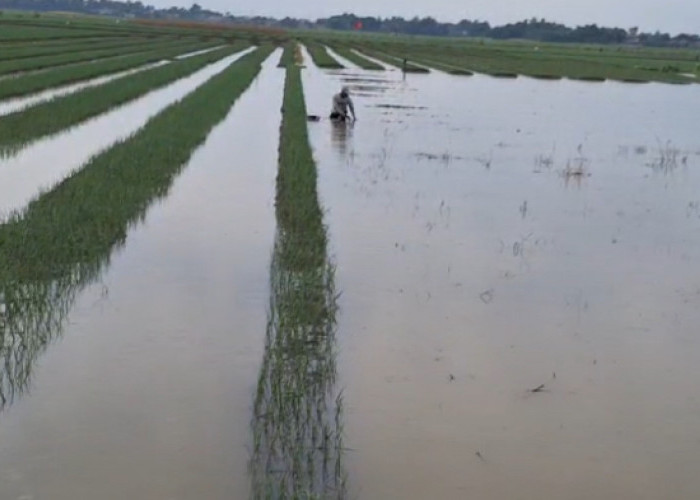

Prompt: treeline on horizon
xmin=1 ymin=0 xmax=699 ymax=47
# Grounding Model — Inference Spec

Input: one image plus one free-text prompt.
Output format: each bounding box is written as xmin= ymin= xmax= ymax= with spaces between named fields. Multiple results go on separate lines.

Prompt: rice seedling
xmin=304 ymin=42 xmax=345 ymax=69
xmin=0 ymin=46 xmax=274 ymax=412
xmin=353 ymin=45 xmax=465 ymax=74
xmin=249 ymin=63 xmax=346 ymax=499
xmin=277 ymin=40 xmax=298 ymax=68
xmin=342 ymin=36 xmax=696 ymax=83
xmin=425 ymin=62 xmax=474 ymax=75
xmin=417 ymin=58 xmax=473 ymax=75
xmin=328 ymin=45 xmax=384 ymax=70
xmin=294 ymin=44 xmax=304 ymax=66
xmin=0 ymin=36 xmax=158 ymax=61
xmin=0 ymin=42 xmax=251 ymax=155
xmin=0 ymin=40 xmax=216 ymax=101
xmin=354 ymin=47 xmax=430 ymax=73
xmin=0 ymin=25 xmax=109 ymax=41
xmin=0 ymin=38 xmax=192 ymax=76
xmin=0 ymin=265 xmax=89 ymax=411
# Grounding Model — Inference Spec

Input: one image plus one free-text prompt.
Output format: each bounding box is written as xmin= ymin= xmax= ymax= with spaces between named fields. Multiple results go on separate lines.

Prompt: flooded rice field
xmin=0 ymin=60 xmax=170 ymax=117
xmin=0 ymin=48 xmax=253 ymax=218
xmin=0 ymin=52 xmax=282 ymax=499
xmin=302 ymin=58 xmax=700 ymax=498
xmin=1 ymin=45 xmax=700 ymax=499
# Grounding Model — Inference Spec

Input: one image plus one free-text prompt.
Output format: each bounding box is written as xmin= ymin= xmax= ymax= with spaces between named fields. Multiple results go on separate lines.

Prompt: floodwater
xmin=175 ymin=45 xmax=227 ymax=59
xmin=0 ymin=60 xmax=170 ymax=117
xmin=301 ymin=55 xmax=700 ymax=498
xmin=2 ymin=43 xmax=700 ymax=499
xmin=0 ymin=47 xmax=254 ymax=219
xmin=0 ymin=51 xmax=282 ymax=499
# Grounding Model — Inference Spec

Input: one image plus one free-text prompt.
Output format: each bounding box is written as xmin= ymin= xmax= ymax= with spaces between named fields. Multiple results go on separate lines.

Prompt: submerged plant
xmin=249 ymin=64 xmax=347 ymax=499
xmin=648 ymin=139 xmax=684 ymax=173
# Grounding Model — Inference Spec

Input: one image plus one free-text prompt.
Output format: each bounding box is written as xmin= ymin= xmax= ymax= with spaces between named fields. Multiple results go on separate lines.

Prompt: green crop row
xmin=0 ymin=46 xmax=274 ymax=407
xmin=304 ymin=42 xmax=344 ymax=69
xmin=277 ymin=40 xmax=295 ymax=68
xmin=0 ymin=16 xmax=228 ymax=39
xmin=0 ymin=43 xmax=250 ymax=154
xmin=357 ymin=38 xmax=695 ymax=84
xmin=303 ymin=30 xmax=698 ymax=83
xmin=0 ymin=37 xmax=194 ymax=76
xmin=0 ymin=45 xmax=273 ymax=281
xmin=249 ymin=62 xmax=346 ymax=500
xmin=0 ymin=25 xmax=111 ymax=41
xmin=395 ymin=55 xmax=473 ymax=75
xmin=0 ymin=35 xmax=174 ymax=62
xmin=330 ymin=45 xmax=384 ymax=70
xmin=0 ymin=40 xmax=217 ymax=101
xmin=275 ymin=65 xmax=327 ymax=268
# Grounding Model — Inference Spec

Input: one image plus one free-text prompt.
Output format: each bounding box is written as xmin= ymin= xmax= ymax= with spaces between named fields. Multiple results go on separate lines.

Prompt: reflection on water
xmin=0 ymin=270 xmax=89 ymax=409
xmin=0 ymin=187 xmax=135 ymax=413
xmin=249 ymin=235 xmax=344 ymax=499
xmin=0 ymin=49 xmax=253 ymax=219
xmin=249 ymin=66 xmax=346 ymax=499
xmin=330 ymin=121 xmax=353 ymax=157
xmin=303 ymin=52 xmax=700 ymax=499
xmin=0 ymin=50 xmax=258 ymax=413
xmin=0 ymin=51 xmax=283 ymax=500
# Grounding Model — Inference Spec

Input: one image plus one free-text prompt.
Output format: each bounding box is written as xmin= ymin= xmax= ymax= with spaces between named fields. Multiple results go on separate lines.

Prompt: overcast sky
xmin=147 ymin=0 xmax=699 ymax=35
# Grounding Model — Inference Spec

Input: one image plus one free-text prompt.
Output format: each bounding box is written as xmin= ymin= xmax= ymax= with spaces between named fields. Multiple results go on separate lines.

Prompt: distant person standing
xmin=330 ymin=86 xmax=356 ymax=122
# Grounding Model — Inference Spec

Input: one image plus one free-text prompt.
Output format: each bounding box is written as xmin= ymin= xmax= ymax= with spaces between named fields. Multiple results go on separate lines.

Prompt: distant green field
xmin=0 ymin=38 xmax=194 ymax=75
xmin=0 ymin=12 xmax=697 ymax=84
xmin=0 ymin=37 xmax=169 ymax=61
xmin=0 ymin=40 xmax=215 ymax=100
xmin=301 ymin=30 xmax=700 ymax=84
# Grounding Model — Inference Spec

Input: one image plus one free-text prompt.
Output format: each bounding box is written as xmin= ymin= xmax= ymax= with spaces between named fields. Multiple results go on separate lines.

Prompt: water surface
xmin=0 ymin=51 xmax=282 ymax=500
xmin=0 ymin=47 xmax=254 ymax=219
xmin=302 ymin=53 xmax=700 ymax=500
